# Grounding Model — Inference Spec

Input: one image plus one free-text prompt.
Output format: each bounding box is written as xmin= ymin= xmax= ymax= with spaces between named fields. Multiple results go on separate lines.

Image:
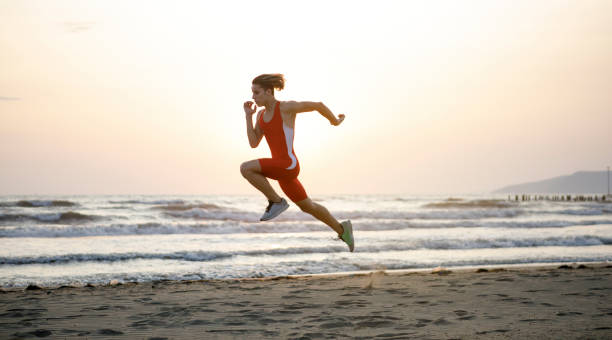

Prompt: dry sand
xmin=1 ymin=263 xmax=611 ymax=339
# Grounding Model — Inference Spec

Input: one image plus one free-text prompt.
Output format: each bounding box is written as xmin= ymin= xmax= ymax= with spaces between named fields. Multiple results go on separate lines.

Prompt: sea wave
xmin=152 ymin=203 xmax=223 ymax=211
xmin=161 ymin=208 xmax=261 ymax=221
xmin=0 ymin=200 xmax=77 ymax=208
xmin=160 ymin=208 xmax=527 ymax=221
xmin=2 ymin=235 xmax=611 ymax=265
xmin=424 ymin=199 xmax=515 ymax=209
xmin=0 ymin=211 xmax=99 ymax=224
xmin=0 ymin=221 xmax=325 ymax=237
xmin=1 ymin=218 xmax=611 ymax=237
xmin=0 ymin=208 xmax=606 ymax=227
xmin=109 ymin=199 xmax=186 ymax=205
xmin=3 ymin=254 xmax=611 ymax=288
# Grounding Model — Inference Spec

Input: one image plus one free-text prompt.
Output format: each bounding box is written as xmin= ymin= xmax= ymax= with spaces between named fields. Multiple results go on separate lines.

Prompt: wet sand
xmin=1 ymin=263 xmax=611 ymax=339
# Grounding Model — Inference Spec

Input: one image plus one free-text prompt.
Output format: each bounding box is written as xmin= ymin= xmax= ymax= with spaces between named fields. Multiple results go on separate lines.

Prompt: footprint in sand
xmin=495 ymin=277 xmax=515 ymax=282
xmin=433 ymin=317 xmax=452 ymax=325
xmin=130 ymin=319 xmax=167 ymax=328
xmin=476 ymin=329 xmax=510 ymax=335
xmin=333 ymin=299 xmax=370 ymax=308
xmin=519 ymin=318 xmax=551 ymax=322
xmin=319 ymin=320 xmax=353 ymax=329
xmin=98 ymin=329 xmax=124 ymax=335
xmin=556 ymin=311 xmax=583 ymax=316
xmin=459 ymin=315 xmax=476 ymax=320
xmin=472 ymin=281 xmax=490 ymax=285
xmin=454 ymin=310 xmax=469 ymax=316
xmin=1 ymin=308 xmax=47 ymax=318
xmin=183 ymin=319 xmax=212 ymax=326
xmin=355 ymin=320 xmax=395 ymax=328
xmin=13 ymin=329 xmax=52 ymax=338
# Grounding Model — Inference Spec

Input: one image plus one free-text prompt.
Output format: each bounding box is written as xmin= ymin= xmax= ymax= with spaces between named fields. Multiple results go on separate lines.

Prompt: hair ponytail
xmin=252 ymin=74 xmax=285 ymax=94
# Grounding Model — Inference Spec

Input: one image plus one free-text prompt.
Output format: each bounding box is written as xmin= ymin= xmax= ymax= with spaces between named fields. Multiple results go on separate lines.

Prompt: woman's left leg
xmin=279 ymin=177 xmax=353 ymax=251
xmin=277 ymin=177 xmax=344 ymax=236
xmin=295 ymin=198 xmax=344 ymax=237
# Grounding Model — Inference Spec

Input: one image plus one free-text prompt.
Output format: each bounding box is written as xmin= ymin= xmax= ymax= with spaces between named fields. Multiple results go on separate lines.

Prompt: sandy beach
xmin=1 ymin=263 xmax=611 ymax=339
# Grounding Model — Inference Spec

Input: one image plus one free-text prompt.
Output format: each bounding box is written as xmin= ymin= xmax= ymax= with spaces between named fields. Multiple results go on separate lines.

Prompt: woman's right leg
xmin=240 ymin=160 xmax=282 ymax=202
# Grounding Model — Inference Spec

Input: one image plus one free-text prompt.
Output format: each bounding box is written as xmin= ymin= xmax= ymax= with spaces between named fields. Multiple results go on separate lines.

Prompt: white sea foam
xmin=1 ymin=218 xmax=611 ymax=238
xmin=2 ymin=235 xmax=611 ymax=265
xmin=1 ymin=247 xmax=611 ymax=288
xmin=108 ymin=199 xmax=186 ymax=205
xmin=1 ymin=194 xmax=611 ymax=287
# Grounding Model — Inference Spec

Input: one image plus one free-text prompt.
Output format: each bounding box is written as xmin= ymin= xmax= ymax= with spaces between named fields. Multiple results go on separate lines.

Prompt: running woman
xmin=240 ymin=74 xmax=354 ymax=252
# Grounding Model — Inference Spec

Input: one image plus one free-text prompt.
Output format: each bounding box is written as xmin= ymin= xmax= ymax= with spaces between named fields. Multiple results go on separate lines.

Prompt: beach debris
xmin=558 ymin=264 xmax=573 ymax=270
xmin=431 ymin=267 xmax=452 ymax=275
xmin=577 ymin=264 xmax=591 ymax=269
xmin=25 ymin=284 xmax=42 ymax=291
xmin=476 ymin=268 xmax=489 ymax=273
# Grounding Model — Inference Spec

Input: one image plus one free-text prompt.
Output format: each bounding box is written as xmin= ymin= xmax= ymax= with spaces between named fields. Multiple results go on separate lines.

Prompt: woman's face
xmin=251 ymin=84 xmax=271 ymax=106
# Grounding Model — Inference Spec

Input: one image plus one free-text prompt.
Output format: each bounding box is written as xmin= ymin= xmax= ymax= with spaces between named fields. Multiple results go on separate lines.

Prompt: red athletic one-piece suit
xmin=257 ymin=101 xmax=308 ymax=203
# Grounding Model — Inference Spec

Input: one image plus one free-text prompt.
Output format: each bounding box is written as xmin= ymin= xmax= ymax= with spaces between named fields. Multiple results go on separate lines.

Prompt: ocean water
xmin=1 ymin=194 xmax=611 ymax=288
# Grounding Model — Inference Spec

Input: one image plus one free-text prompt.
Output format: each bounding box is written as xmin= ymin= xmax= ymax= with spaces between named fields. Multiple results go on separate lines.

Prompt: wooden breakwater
xmin=508 ymin=194 xmax=610 ymax=202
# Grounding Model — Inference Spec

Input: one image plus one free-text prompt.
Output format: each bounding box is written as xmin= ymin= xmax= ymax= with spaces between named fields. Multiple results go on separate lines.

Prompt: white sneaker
xmin=260 ymin=198 xmax=289 ymax=221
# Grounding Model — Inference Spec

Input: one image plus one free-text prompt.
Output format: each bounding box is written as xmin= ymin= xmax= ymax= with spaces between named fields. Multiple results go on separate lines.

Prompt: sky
xmin=1 ymin=0 xmax=611 ymax=195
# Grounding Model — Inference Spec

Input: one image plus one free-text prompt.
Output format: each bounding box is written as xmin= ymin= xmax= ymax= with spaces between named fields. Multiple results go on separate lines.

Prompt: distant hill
xmin=493 ymin=171 xmax=610 ymax=194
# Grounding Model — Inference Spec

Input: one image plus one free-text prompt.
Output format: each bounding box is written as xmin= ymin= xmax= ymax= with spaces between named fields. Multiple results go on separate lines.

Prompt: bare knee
xmin=241 ymin=160 xmax=262 ymax=178
xmin=240 ymin=162 xmax=251 ymax=178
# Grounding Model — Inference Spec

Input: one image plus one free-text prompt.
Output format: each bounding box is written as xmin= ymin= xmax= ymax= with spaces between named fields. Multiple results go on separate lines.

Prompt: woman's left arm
xmin=283 ymin=101 xmax=345 ymax=126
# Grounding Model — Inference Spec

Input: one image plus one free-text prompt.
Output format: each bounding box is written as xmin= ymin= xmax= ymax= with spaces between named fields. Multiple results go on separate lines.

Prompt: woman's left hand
xmin=332 ymin=114 xmax=345 ymax=126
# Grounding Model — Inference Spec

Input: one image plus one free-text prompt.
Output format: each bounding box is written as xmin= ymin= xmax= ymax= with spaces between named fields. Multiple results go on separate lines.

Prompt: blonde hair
xmin=252 ymin=74 xmax=285 ymax=94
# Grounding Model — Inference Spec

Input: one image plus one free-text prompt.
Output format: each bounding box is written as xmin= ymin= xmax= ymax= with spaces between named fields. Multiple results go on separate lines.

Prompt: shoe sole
xmin=260 ymin=202 xmax=289 ymax=221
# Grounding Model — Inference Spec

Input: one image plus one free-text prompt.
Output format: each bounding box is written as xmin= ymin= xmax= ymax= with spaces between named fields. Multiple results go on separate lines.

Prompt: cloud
xmin=0 ymin=96 xmax=20 ymax=101
xmin=63 ymin=21 xmax=96 ymax=33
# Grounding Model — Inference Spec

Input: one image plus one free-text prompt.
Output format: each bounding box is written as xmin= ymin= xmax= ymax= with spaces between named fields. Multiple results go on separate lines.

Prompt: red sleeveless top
xmin=258 ymin=101 xmax=298 ymax=170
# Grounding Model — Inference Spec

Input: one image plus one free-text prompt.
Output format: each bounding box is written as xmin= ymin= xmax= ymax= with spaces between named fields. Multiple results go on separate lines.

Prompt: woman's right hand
xmin=244 ymin=101 xmax=256 ymax=116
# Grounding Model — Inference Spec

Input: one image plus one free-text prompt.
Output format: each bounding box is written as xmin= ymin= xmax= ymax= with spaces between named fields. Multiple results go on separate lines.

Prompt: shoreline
xmin=2 ymin=262 xmax=611 ymax=339
xmin=3 ymin=260 xmax=610 ymax=292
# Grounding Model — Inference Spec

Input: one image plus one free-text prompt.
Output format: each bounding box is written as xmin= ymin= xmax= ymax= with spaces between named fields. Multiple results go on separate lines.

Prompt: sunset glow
xmin=1 ymin=0 xmax=611 ymax=195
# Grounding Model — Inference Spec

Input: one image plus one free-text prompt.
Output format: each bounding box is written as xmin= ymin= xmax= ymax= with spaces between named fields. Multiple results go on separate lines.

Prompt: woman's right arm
xmin=244 ymin=101 xmax=264 ymax=148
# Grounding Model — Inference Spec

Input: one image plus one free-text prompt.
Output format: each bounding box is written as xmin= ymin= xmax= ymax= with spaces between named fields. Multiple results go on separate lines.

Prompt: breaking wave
xmin=0 ymin=200 xmax=77 ymax=208
xmin=424 ymin=199 xmax=515 ymax=209
xmin=0 ymin=211 xmax=99 ymax=224
xmin=2 ymin=218 xmax=612 ymax=237
xmin=3 ymin=235 xmax=611 ymax=265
